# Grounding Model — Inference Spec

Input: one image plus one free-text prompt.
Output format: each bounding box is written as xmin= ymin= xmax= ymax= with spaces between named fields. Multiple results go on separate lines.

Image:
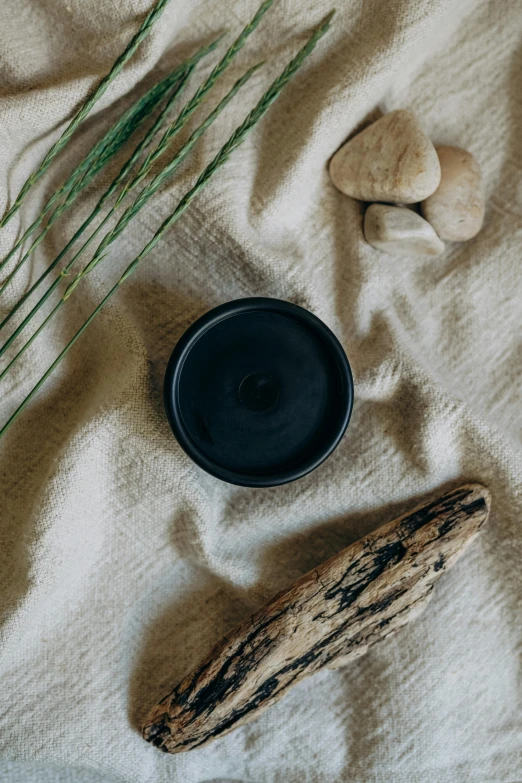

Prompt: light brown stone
xmin=421 ymin=146 xmax=485 ymax=241
xmin=364 ymin=204 xmax=445 ymax=257
xmin=329 ymin=110 xmax=441 ymax=204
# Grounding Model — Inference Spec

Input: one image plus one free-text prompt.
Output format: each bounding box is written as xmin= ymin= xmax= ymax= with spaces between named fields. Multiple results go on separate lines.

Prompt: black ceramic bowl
xmin=164 ymin=298 xmax=353 ymax=487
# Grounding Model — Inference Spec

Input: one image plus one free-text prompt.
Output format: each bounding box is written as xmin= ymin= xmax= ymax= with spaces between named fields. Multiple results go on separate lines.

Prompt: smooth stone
xmin=421 ymin=146 xmax=485 ymax=241
xmin=329 ymin=110 xmax=441 ymax=204
xmin=364 ymin=204 xmax=445 ymax=257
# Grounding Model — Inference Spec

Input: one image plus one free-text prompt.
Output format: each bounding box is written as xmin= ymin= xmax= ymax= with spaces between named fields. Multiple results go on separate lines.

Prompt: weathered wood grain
xmin=143 ymin=484 xmax=490 ymax=754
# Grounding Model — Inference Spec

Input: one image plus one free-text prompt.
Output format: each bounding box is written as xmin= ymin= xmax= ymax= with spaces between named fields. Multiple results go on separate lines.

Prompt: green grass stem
xmin=0 ymin=66 xmax=192 ymax=290
xmin=0 ymin=63 xmax=261 ymax=372
xmin=0 ymin=10 xmax=335 ymax=439
xmin=0 ymin=0 xmax=172 ymax=228
xmin=0 ymin=69 xmax=192 ymax=357
xmin=0 ymin=0 xmax=276 ymax=344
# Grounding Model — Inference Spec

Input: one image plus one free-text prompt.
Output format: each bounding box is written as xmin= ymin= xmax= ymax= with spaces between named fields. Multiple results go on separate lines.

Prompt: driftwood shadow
xmin=251 ymin=478 xmax=469 ymax=593
xmin=128 ymin=477 xmax=476 ymax=749
xmin=127 ymin=570 xmax=251 ymax=733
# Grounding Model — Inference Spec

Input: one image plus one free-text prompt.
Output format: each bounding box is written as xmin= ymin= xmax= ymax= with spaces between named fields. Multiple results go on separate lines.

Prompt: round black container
xmin=164 ymin=298 xmax=353 ymax=487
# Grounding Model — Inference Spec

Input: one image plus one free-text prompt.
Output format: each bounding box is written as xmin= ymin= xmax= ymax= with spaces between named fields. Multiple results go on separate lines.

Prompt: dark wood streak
xmin=142 ymin=484 xmax=490 ymax=754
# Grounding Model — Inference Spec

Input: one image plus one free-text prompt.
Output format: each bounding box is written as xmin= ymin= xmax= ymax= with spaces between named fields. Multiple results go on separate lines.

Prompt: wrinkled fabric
xmin=0 ymin=1 xmax=521 ymax=781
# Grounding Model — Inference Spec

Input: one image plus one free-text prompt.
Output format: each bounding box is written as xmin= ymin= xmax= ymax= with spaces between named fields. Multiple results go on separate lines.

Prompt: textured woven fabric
xmin=0 ymin=1 xmax=521 ymax=781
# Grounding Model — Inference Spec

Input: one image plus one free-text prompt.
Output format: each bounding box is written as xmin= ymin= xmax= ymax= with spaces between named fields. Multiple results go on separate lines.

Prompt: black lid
xmin=164 ymin=298 xmax=354 ymax=487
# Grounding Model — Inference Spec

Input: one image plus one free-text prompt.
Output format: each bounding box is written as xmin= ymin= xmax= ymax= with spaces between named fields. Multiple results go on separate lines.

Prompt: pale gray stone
xmin=364 ymin=204 xmax=445 ymax=257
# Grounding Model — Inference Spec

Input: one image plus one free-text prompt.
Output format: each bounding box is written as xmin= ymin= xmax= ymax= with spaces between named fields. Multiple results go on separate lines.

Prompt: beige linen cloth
xmin=1 ymin=0 xmax=521 ymax=781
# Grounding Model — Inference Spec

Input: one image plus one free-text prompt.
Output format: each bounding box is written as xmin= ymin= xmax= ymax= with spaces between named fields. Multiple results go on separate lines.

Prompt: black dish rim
xmin=164 ymin=297 xmax=354 ymax=488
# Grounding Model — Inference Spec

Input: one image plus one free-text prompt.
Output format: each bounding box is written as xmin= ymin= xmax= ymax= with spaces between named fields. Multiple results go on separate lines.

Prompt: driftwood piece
xmin=143 ymin=484 xmax=490 ymax=754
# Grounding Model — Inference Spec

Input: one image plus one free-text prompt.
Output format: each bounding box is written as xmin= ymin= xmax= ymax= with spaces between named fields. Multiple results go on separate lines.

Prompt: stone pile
xmin=329 ymin=110 xmax=485 ymax=257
